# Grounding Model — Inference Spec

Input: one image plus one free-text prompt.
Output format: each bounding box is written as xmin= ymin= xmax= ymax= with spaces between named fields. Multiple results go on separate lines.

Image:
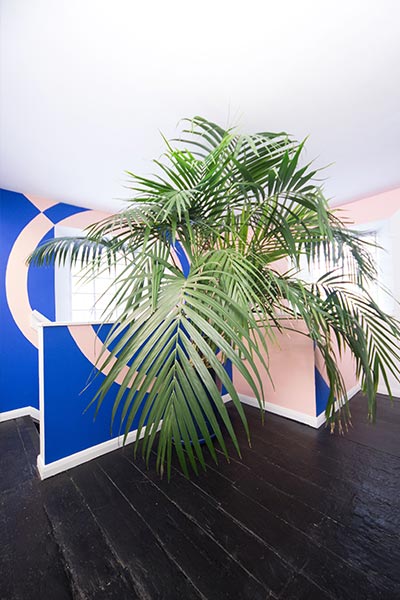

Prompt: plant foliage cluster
xmin=29 ymin=117 xmax=400 ymax=477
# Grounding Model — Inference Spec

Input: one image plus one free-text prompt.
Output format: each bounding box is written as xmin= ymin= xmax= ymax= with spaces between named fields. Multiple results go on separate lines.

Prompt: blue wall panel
xmin=43 ymin=203 xmax=87 ymax=222
xmin=0 ymin=190 xmax=42 ymax=411
xmin=315 ymin=366 xmax=331 ymax=416
xmin=0 ymin=189 xmax=89 ymax=414
xmin=43 ymin=325 xmax=147 ymax=464
xmin=27 ymin=229 xmax=56 ymax=321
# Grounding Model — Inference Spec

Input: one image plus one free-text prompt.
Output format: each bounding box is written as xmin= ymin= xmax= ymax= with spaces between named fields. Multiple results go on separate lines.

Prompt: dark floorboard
xmin=0 ymin=394 xmax=399 ymax=599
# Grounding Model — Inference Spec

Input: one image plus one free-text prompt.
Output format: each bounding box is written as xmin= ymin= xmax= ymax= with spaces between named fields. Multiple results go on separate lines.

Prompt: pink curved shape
xmin=56 ymin=209 xmax=110 ymax=229
xmin=24 ymin=194 xmax=57 ymax=212
xmin=5 ymin=203 xmax=137 ymax=386
xmin=5 ymin=213 xmax=54 ymax=348
xmin=5 ymin=206 xmax=110 ymax=348
xmin=336 ymin=187 xmax=400 ymax=225
xmin=68 ymin=325 xmax=134 ymax=387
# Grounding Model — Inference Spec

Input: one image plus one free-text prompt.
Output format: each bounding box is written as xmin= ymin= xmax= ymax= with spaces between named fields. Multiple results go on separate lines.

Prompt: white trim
xmin=37 ymin=396 xmax=231 ymax=480
xmin=37 ymin=325 xmax=45 ymax=460
xmin=377 ymin=382 xmax=400 ymax=397
xmin=0 ymin=406 xmax=40 ymax=423
xmin=236 ymin=394 xmax=323 ymax=428
xmin=315 ymin=384 xmax=361 ymax=426
xmin=31 ymin=308 xmax=112 ymax=329
xmin=233 ymin=384 xmax=362 ymax=429
xmin=315 ymin=411 xmax=328 ymax=428
xmin=36 ymin=320 xmax=115 ymax=328
xmin=31 ymin=310 xmax=51 ymax=328
xmin=37 ymin=426 xmax=151 ymax=480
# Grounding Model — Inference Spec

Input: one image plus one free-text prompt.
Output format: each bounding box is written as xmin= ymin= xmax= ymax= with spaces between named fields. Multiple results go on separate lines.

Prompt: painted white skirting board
xmin=377 ymin=383 xmax=400 ymax=397
xmin=38 ymin=399 xmax=232 ymax=480
xmin=236 ymin=384 xmax=361 ymax=429
xmin=37 ymin=425 xmax=153 ymax=480
xmin=315 ymin=384 xmax=362 ymax=427
xmin=0 ymin=406 xmax=40 ymax=423
xmin=237 ymin=394 xmax=323 ymax=428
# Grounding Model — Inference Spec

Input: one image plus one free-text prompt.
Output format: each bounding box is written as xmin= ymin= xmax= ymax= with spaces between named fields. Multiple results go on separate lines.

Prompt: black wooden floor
xmin=1 ymin=392 xmax=399 ymax=599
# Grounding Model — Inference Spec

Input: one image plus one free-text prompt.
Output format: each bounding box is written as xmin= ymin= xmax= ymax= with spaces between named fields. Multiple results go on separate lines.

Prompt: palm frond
xmin=28 ymin=115 xmax=400 ymax=478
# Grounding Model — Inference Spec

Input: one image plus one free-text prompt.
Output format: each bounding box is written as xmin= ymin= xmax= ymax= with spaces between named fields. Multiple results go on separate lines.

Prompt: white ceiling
xmin=1 ymin=0 xmax=399 ymax=212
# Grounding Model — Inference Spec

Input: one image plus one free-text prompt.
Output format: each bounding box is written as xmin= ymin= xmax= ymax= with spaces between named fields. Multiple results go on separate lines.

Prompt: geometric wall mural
xmin=0 ymin=188 xmax=108 ymax=413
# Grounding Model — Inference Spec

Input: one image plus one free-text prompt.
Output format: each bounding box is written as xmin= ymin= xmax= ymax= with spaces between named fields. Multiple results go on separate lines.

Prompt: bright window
xmin=54 ymin=225 xmax=124 ymax=323
xmin=297 ymin=220 xmax=394 ymax=314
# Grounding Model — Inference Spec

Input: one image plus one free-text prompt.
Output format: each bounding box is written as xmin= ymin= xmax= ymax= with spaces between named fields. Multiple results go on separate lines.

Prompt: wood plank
xmin=238 ymin=402 xmax=400 ymax=503
xmin=70 ymin=459 xmax=204 ymax=600
xmin=208 ymin=440 xmax=400 ymax=591
xmin=2 ymin=406 xmax=399 ymax=600
xmin=97 ymin=451 xmax=271 ymax=600
xmin=245 ymin=415 xmax=400 ymax=512
xmin=16 ymin=416 xmax=40 ymax=454
xmin=173 ymin=449 xmax=395 ymax=599
xmin=15 ymin=416 xmax=40 ymax=475
xmin=41 ymin=473 xmax=140 ymax=599
xmin=353 ymin=394 xmax=400 ymax=426
xmin=0 ymin=419 xmax=37 ymax=493
xmin=0 ymin=480 xmax=73 ymax=600
xmin=333 ymin=423 xmax=399 ymax=457
xmin=126 ymin=453 xmax=300 ymax=598
xmin=230 ymin=415 xmax=400 ymax=535
xmin=278 ymin=573 xmax=335 ymax=600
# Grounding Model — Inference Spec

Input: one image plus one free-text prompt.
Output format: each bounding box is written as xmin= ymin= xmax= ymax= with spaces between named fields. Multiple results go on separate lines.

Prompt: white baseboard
xmin=315 ymin=410 xmax=329 ymax=428
xmin=234 ymin=384 xmax=362 ymax=429
xmin=377 ymin=382 xmax=400 ymax=397
xmin=37 ymin=424 xmax=160 ymax=480
xmin=237 ymin=394 xmax=323 ymax=428
xmin=0 ymin=406 xmax=40 ymax=423
xmin=315 ymin=384 xmax=361 ymax=427
xmin=345 ymin=384 xmax=361 ymax=401
xmin=34 ymin=386 xmax=367 ymax=480
xmin=37 ymin=394 xmax=230 ymax=479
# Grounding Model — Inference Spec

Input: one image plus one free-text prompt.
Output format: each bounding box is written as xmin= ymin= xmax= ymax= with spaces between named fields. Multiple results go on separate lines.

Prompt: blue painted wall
xmin=43 ymin=325 xmax=147 ymax=463
xmin=0 ymin=191 xmax=42 ymax=411
xmin=1 ymin=188 xmax=233 ymax=467
xmin=315 ymin=366 xmax=331 ymax=416
xmin=0 ymin=188 xmax=88 ymax=413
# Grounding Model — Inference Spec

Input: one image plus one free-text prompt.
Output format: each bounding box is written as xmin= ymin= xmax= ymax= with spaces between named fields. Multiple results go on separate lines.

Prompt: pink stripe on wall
xmin=337 ymin=349 xmax=358 ymax=392
xmin=5 ymin=213 xmax=54 ymax=348
xmin=24 ymin=194 xmax=58 ymax=211
xmin=335 ymin=187 xmax=400 ymax=225
xmin=57 ymin=210 xmax=111 ymax=229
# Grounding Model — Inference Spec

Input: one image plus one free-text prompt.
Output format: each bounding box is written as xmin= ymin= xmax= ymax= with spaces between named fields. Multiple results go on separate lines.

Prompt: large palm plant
xmin=29 ymin=117 xmax=400 ymax=478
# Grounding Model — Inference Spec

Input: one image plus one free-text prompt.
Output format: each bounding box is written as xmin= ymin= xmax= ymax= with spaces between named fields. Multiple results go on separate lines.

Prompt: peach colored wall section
xmin=335 ymin=187 xmax=400 ymax=225
xmin=230 ymin=189 xmax=400 ymax=415
xmin=5 ymin=213 xmax=54 ymax=348
xmin=233 ymin=321 xmax=316 ymax=417
xmin=25 ymin=194 xmax=58 ymax=211
xmin=337 ymin=349 xmax=358 ymax=392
